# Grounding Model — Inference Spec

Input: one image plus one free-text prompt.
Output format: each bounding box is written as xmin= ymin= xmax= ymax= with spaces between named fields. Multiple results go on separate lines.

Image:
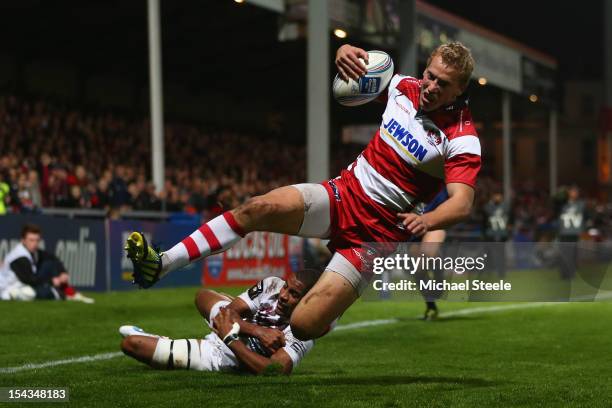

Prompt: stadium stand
xmin=0 ymin=93 xmax=305 ymax=219
xmin=1 ymin=93 xmax=611 ymax=241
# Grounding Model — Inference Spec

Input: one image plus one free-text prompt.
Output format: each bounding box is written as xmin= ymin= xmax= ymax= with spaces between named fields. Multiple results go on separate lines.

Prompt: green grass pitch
xmin=1 ymin=287 xmax=611 ymax=407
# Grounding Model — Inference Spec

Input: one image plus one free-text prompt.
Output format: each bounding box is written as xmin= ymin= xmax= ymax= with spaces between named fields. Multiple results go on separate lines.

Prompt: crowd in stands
xmin=0 ymin=94 xmax=304 ymax=220
xmin=2 ymin=93 xmax=612 ymax=239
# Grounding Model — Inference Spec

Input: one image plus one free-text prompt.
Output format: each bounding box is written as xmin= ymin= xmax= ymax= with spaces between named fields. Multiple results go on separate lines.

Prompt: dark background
xmin=0 ymin=0 xmax=604 ymax=139
xmin=0 ymin=1 xmax=602 ymax=94
xmin=427 ymin=1 xmax=604 ymax=80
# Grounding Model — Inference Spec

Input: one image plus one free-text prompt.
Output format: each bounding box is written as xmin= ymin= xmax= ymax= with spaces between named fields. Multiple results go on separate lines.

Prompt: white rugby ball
xmin=333 ymin=50 xmax=394 ymax=106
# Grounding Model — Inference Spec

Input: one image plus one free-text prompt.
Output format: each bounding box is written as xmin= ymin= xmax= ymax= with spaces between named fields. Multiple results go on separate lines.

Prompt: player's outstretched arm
xmin=335 ymin=44 xmax=368 ymax=81
xmin=399 ymin=183 xmax=474 ymax=236
xmin=213 ymin=308 xmax=293 ymax=375
xmin=425 ymin=183 xmax=474 ymax=229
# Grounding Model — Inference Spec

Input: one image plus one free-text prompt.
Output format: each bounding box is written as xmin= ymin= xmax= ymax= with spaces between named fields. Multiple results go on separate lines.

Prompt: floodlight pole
xmin=148 ymin=0 xmax=165 ymax=193
xmin=307 ymin=0 xmax=329 ymax=182
xmin=606 ymin=0 xmax=612 ymax=109
xmin=502 ymin=91 xmax=512 ymax=203
xmin=604 ymin=0 xmax=612 ymax=192
xmin=549 ymin=109 xmax=558 ymax=196
xmin=398 ymin=0 xmax=417 ymax=76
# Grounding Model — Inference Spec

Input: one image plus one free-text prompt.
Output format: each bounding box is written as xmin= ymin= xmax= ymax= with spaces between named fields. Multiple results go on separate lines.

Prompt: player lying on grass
xmin=120 ymin=270 xmax=318 ymax=375
xmin=125 ymin=42 xmax=480 ymax=341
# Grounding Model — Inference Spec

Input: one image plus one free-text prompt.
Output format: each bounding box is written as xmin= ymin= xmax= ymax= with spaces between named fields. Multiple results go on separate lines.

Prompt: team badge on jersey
xmin=426 ymin=129 xmax=442 ymax=146
xmin=248 ymin=281 xmax=264 ymax=300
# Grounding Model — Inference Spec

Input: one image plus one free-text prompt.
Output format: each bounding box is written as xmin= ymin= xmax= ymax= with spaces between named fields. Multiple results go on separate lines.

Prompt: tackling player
xmin=120 ymin=269 xmax=318 ymax=375
xmin=412 ymin=188 xmax=449 ymax=320
xmin=125 ymin=42 xmax=480 ymax=341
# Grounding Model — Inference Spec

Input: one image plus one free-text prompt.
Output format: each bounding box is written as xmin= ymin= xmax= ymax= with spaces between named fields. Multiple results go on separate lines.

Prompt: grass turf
xmin=1 ymin=287 xmax=611 ymax=407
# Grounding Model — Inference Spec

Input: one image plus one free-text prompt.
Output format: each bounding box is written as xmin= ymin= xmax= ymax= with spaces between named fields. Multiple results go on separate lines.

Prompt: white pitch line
xmin=332 ymin=302 xmax=556 ymax=333
xmin=334 ymin=318 xmax=398 ymax=331
xmin=2 ymin=298 xmax=611 ymax=374
xmin=0 ymin=352 xmax=123 ymax=374
xmin=440 ymin=302 xmax=561 ymax=317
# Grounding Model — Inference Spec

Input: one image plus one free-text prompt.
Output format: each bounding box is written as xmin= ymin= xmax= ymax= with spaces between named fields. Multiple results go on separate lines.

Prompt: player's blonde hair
xmin=427 ymin=42 xmax=475 ymax=89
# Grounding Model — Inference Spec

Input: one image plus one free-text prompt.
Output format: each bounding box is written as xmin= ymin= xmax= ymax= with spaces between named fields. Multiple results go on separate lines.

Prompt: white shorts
xmin=292 ymin=183 xmax=367 ymax=294
xmin=292 ymin=183 xmax=331 ymax=238
xmin=326 ymin=251 xmax=368 ymax=295
xmin=203 ymin=300 xmax=240 ymax=371
xmin=200 ymin=334 xmax=239 ymax=372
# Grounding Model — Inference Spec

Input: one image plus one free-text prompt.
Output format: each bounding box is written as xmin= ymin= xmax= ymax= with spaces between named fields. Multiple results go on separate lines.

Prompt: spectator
xmin=482 ymin=191 xmax=512 ymax=277
xmin=557 ymin=186 xmax=586 ymax=280
xmin=0 ymin=223 xmax=94 ymax=303
xmin=0 ymin=171 xmax=10 ymax=215
xmin=28 ymin=169 xmax=42 ymax=209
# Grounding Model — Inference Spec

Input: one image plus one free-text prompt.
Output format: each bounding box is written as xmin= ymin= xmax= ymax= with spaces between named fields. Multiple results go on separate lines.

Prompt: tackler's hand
xmin=398 ymin=213 xmax=429 ymax=237
xmin=255 ymin=327 xmax=286 ymax=354
xmin=213 ymin=307 xmax=237 ymax=339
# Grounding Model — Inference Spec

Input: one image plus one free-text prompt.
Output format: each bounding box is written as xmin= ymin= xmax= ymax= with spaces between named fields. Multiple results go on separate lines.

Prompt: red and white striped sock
xmin=161 ymin=212 xmax=245 ymax=275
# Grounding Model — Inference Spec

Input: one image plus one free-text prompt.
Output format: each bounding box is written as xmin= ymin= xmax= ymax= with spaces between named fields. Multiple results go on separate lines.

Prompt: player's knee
xmin=290 ymin=312 xmax=325 ymax=341
xmin=195 ymin=289 xmax=222 ymax=317
xmin=194 ymin=288 xmax=210 ymax=314
xmin=235 ymin=196 xmax=279 ymax=223
xmin=120 ymin=336 xmax=138 ymax=356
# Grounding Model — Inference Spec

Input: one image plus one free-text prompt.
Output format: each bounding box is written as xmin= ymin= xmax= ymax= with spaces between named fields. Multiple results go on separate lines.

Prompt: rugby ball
xmin=333 ymin=50 xmax=394 ymax=107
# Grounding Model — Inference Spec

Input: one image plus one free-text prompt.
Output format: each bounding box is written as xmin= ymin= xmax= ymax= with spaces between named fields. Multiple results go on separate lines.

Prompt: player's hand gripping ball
xmin=333 ymin=50 xmax=394 ymax=106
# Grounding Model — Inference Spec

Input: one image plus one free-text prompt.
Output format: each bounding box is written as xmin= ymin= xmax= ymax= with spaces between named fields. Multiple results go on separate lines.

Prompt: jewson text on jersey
xmin=382 ymin=118 xmax=428 ymax=161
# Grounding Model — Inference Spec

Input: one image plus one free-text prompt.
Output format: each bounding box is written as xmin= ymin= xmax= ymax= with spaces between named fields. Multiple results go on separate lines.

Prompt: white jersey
xmin=204 ymin=277 xmax=314 ymax=372
xmin=0 ymin=243 xmax=35 ymax=291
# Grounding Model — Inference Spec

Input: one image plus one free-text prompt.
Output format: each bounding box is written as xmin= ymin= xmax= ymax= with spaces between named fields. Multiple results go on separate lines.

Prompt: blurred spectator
xmin=28 ymin=170 xmax=42 ymax=208
xmin=0 ymin=223 xmax=93 ymax=303
xmin=92 ymin=178 xmax=111 ymax=210
xmin=15 ymin=172 xmax=35 ymax=211
xmin=0 ymin=171 xmax=9 ymax=215
xmin=557 ymin=185 xmax=586 ymax=279
xmin=482 ymin=191 xmax=512 ymax=277
xmin=64 ymin=184 xmax=85 ymax=208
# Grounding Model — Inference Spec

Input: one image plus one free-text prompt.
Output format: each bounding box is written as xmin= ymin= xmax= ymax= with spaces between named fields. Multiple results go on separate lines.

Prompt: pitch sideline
xmin=1 ymin=299 xmax=609 ymax=374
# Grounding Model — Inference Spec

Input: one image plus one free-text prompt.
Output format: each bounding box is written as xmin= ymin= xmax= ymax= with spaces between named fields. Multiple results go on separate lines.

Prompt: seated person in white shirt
xmin=0 ymin=223 xmax=92 ymax=303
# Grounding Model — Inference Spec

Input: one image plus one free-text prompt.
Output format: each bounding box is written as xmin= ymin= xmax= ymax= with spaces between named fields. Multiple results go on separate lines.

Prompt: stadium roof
xmin=416 ymin=0 xmax=556 ymax=68
xmin=0 ymin=1 xmax=558 ymax=109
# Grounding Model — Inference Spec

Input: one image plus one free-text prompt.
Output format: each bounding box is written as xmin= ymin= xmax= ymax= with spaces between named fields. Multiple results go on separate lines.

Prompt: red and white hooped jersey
xmin=349 ymin=74 xmax=481 ymax=213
